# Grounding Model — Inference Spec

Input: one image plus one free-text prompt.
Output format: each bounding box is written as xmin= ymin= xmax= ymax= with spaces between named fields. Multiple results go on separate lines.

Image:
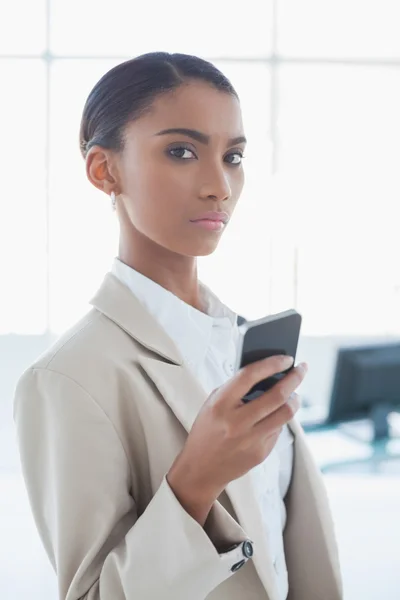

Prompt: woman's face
xmin=115 ymin=80 xmax=246 ymax=257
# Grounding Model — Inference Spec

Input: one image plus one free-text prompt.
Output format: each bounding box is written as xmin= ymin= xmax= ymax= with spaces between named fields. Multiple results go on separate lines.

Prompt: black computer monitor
xmin=327 ymin=342 xmax=400 ymax=441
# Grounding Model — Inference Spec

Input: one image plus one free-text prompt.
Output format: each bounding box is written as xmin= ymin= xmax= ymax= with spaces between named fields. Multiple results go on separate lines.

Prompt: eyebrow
xmin=154 ymin=128 xmax=247 ymax=147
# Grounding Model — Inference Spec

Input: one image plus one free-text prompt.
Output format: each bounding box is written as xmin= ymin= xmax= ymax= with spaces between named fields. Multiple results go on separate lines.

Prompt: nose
xmin=199 ymin=164 xmax=232 ymax=202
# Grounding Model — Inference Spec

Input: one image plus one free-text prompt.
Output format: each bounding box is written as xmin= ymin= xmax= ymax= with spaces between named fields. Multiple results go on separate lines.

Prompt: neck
xmin=118 ymin=234 xmax=205 ymax=313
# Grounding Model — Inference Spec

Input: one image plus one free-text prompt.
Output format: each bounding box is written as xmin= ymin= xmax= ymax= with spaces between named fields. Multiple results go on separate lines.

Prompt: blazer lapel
xmin=91 ymin=272 xmax=282 ymax=600
xmin=90 ymin=273 xmax=183 ymax=364
xmin=137 ymin=355 xmax=281 ymax=600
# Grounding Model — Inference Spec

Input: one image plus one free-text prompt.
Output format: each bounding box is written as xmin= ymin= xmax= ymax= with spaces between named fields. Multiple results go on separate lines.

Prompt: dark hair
xmin=79 ymin=52 xmax=239 ymax=159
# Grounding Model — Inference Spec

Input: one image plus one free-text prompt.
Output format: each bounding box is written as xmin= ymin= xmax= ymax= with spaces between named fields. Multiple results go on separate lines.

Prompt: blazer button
xmin=231 ymin=559 xmax=246 ymax=573
xmin=242 ymin=540 xmax=254 ymax=558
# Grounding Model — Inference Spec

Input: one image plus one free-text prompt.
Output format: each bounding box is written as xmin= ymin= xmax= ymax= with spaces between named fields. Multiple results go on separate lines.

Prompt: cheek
xmin=133 ymin=148 xmax=191 ymax=191
xmin=123 ymin=162 xmax=193 ymax=232
xmin=224 ymin=170 xmax=244 ymax=211
xmin=234 ymin=168 xmax=245 ymax=194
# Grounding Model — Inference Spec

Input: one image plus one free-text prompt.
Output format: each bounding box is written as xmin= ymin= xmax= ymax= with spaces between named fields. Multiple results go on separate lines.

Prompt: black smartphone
xmin=235 ymin=309 xmax=302 ymax=402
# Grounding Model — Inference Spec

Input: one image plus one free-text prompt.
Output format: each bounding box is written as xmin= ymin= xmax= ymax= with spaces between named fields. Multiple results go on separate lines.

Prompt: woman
xmin=14 ymin=52 xmax=342 ymax=600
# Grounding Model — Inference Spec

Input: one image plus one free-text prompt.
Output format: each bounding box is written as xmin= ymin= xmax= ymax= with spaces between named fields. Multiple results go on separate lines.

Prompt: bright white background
xmin=1 ymin=0 xmax=400 ymax=336
xmin=1 ymin=1 xmax=400 ymax=599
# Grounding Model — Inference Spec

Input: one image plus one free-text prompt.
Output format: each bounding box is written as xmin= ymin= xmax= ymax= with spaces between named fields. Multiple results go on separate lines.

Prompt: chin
xmin=160 ymin=227 xmax=224 ymax=257
xmin=189 ymin=238 xmax=221 ymax=257
xmin=171 ymin=239 xmax=220 ymax=257
xmin=194 ymin=246 xmax=218 ymax=257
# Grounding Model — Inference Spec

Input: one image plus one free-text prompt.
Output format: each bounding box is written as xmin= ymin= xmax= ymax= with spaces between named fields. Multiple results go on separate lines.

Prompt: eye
xmin=168 ymin=146 xmax=197 ymax=160
xmin=225 ymin=151 xmax=244 ymax=165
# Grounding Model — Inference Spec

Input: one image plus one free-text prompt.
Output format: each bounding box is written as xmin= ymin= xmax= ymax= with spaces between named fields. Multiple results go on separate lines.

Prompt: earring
xmin=110 ymin=191 xmax=116 ymax=210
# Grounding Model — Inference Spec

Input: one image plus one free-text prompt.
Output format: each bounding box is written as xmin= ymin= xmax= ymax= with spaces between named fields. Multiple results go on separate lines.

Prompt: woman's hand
xmin=167 ymin=355 xmax=307 ymax=526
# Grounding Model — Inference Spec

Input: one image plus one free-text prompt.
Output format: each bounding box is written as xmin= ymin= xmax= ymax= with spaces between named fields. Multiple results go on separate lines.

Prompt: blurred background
xmin=1 ymin=1 xmax=400 ymax=598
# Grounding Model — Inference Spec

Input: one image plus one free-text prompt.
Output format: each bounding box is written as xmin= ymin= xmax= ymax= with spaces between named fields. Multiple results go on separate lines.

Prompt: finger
xmin=274 ymin=363 xmax=307 ymax=399
xmin=241 ymin=365 xmax=306 ymax=426
xmin=221 ymin=355 xmax=295 ymax=406
xmin=255 ymin=392 xmax=301 ymax=435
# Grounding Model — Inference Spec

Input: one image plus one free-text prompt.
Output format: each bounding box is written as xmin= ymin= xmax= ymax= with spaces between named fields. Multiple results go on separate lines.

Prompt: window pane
xmin=274 ymin=65 xmax=400 ymax=335
xmin=48 ymin=60 xmax=121 ymax=334
xmin=278 ymin=0 xmax=400 ymax=58
xmin=50 ymin=0 xmax=273 ymax=58
xmin=0 ymin=61 xmax=47 ymax=334
xmin=0 ymin=0 xmax=46 ymax=54
xmin=278 ymin=65 xmax=400 ymax=178
xmin=198 ymin=63 xmax=272 ymax=320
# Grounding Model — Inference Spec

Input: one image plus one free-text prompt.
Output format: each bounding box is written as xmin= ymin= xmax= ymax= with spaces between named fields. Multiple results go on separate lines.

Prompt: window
xmin=2 ymin=1 xmax=400 ymax=336
xmin=49 ymin=0 xmax=273 ymax=58
xmin=0 ymin=60 xmax=47 ymax=334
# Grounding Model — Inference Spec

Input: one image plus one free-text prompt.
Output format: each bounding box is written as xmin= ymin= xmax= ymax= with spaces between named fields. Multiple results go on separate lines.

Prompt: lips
xmin=190 ymin=211 xmax=229 ymax=224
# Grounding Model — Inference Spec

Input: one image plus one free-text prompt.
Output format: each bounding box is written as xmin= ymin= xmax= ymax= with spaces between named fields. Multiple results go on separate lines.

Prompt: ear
xmin=85 ymin=146 xmax=120 ymax=196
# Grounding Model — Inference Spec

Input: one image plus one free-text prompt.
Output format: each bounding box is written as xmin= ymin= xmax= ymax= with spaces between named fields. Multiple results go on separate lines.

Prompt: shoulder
xmin=32 ymin=307 xmax=136 ymax=366
xmin=16 ymin=307 xmax=144 ymax=406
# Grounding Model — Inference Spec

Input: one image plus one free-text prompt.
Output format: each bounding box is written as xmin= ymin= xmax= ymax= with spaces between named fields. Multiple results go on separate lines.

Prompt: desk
xmin=301 ymin=411 xmax=400 ymax=474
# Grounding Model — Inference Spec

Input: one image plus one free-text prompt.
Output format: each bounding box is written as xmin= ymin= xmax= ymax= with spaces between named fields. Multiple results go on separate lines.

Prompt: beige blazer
xmin=14 ymin=272 xmax=343 ymax=600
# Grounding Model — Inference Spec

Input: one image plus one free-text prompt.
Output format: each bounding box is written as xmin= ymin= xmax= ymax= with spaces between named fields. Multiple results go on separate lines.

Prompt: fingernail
xmin=288 ymin=393 xmax=301 ymax=410
xmin=298 ymin=362 xmax=308 ymax=373
xmin=283 ymin=356 xmax=294 ymax=368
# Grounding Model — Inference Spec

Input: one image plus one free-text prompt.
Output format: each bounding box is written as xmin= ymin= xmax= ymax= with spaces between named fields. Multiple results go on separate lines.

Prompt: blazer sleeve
xmin=13 ymin=367 xmax=251 ymax=600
